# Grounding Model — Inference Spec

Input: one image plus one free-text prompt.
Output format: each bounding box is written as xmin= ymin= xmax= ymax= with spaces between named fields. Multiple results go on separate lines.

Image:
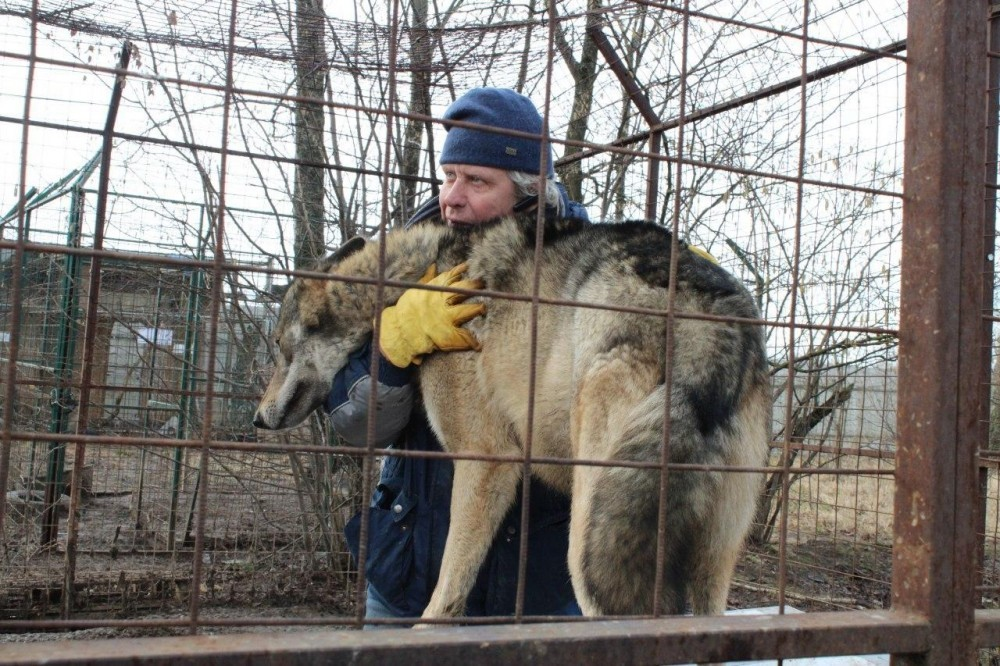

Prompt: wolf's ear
xmin=268 ymin=281 xmax=291 ymax=300
xmin=321 ymin=236 xmax=366 ymax=270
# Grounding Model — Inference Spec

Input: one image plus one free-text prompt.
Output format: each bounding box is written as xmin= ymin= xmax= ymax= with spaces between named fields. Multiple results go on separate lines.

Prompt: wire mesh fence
xmin=0 ymin=0 xmax=993 ymax=663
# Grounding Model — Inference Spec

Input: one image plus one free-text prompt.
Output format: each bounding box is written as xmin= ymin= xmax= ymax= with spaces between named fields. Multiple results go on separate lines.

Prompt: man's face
xmin=438 ymin=164 xmax=518 ymax=227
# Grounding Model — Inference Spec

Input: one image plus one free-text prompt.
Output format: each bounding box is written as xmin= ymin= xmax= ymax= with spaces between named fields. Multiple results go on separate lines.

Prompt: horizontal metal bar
xmin=560 ymin=31 xmax=907 ymax=168
xmin=0 ymin=611 xmax=929 ymax=665
xmin=0 ymin=115 xmax=903 ymax=202
xmin=976 ymin=609 xmax=1000 ymax=647
xmin=0 ymin=239 xmax=900 ymax=338
xmin=0 ymin=428 xmax=896 ymax=476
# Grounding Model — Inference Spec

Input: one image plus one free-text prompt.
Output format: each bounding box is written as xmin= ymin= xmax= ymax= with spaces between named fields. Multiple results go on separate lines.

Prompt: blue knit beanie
xmin=439 ymin=87 xmax=555 ymax=177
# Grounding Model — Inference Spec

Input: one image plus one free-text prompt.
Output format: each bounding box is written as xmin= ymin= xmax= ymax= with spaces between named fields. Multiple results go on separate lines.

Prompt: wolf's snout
xmin=252 ymin=404 xmax=278 ymax=430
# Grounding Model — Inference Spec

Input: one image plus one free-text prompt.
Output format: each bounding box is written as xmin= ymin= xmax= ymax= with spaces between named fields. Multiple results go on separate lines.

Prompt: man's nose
xmin=442 ymin=182 xmax=464 ymax=207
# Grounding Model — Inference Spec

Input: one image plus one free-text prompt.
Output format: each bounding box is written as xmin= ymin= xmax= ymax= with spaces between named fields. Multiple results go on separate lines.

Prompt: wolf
xmin=254 ymin=213 xmax=770 ymax=620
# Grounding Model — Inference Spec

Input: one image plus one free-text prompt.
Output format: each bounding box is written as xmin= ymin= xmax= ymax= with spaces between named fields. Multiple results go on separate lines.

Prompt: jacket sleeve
xmin=555 ymin=183 xmax=591 ymax=223
xmin=324 ymin=339 xmax=416 ymax=447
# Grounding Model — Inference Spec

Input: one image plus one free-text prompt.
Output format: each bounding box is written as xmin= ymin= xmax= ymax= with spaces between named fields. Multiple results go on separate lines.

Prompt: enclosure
xmin=0 ymin=0 xmax=993 ymax=663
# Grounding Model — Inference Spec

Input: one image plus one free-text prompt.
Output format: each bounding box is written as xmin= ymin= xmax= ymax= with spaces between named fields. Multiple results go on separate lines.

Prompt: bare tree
xmin=554 ymin=0 xmax=601 ymax=202
xmin=394 ymin=0 xmax=432 ymax=227
xmin=292 ymin=0 xmax=328 ymax=268
xmin=729 ymin=171 xmax=901 ymax=545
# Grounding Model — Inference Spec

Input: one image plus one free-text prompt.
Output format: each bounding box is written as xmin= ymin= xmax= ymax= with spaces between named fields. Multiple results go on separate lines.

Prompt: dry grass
xmin=752 ymin=451 xmax=1000 ymax=615
xmin=730 ymin=451 xmax=896 ymax=613
xmin=779 ymin=452 xmax=896 ymax=547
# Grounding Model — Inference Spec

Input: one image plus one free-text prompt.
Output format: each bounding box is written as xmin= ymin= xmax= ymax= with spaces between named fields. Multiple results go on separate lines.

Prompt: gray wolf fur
xmin=254 ymin=213 xmax=770 ymax=620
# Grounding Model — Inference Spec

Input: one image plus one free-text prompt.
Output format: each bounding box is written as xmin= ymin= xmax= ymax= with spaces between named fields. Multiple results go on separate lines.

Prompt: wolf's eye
xmin=274 ymin=337 xmax=291 ymax=363
xmin=303 ymin=322 xmax=319 ymax=335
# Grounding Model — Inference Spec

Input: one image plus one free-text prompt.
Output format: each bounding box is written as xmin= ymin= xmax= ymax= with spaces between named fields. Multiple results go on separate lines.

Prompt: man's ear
xmin=321 ymin=236 xmax=366 ymax=270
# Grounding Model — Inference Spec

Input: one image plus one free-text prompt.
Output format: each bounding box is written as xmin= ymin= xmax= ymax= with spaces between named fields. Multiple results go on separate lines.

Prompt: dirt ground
xmin=0 ymin=456 xmax=962 ymax=645
xmin=0 ymin=532 xmax=894 ymax=644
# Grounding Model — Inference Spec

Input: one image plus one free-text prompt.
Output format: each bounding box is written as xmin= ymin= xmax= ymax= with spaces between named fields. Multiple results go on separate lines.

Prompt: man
xmin=328 ymin=87 xmax=589 ymax=624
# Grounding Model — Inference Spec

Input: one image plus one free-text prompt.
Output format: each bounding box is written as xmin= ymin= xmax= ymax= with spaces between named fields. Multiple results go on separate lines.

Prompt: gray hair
xmin=508 ymin=170 xmax=563 ymax=215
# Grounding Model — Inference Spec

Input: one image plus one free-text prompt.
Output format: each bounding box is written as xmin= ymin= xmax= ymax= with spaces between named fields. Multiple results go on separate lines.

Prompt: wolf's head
xmin=253 ymin=224 xmax=454 ymax=431
xmin=253 ymin=237 xmax=373 ymax=431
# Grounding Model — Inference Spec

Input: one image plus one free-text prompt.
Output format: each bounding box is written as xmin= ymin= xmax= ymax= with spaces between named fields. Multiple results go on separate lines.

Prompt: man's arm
xmin=325 ymin=339 xmax=415 ymax=447
xmin=326 ymin=262 xmax=486 ymax=444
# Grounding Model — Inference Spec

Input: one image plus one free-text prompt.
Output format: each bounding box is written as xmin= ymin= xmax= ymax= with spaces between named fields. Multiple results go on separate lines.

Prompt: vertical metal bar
xmin=893 ymin=0 xmax=987 ymax=662
xmin=37 ymin=156 xmax=100 ymax=548
xmin=40 ymin=184 xmax=83 ymax=548
xmin=772 ymin=0 xmax=812 ymax=619
xmin=133 ymin=280 xmax=164 ymax=535
xmin=185 ymin=0 xmax=240 ymax=633
xmin=2 ymin=0 xmax=40 ymax=545
xmin=355 ymin=0 xmax=405 ymax=627
xmin=653 ymin=0 xmax=691 ymax=616
xmin=511 ymin=0 xmax=560 ymax=621
xmin=586 ymin=23 xmax=664 ymax=222
xmin=168 ymin=206 xmax=206 ymax=551
xmin=62 ymin=39 xmax=132 ymax=619
xmin=980 ymin=3 xmax=1000 ymax=584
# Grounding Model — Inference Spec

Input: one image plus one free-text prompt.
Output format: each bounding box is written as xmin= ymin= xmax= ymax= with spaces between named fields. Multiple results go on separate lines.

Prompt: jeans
xmin=363 ymin=584 xmax=410 ymax=630
xmin=362 ymin=584 xmax=583 ymax=630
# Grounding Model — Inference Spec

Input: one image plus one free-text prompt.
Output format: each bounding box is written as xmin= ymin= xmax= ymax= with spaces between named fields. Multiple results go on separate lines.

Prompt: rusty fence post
xmin=893 ymin=0 xmax=989 ymax=663
xmin=980 ymin=2 xmax=1000 ymax=591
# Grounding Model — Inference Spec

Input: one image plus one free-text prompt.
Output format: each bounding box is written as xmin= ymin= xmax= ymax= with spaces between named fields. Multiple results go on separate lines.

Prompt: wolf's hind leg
xmin=689 ymin=530 xmax=738 ymax=616
xmin=689 ymin=457 xmax=763 ymax=615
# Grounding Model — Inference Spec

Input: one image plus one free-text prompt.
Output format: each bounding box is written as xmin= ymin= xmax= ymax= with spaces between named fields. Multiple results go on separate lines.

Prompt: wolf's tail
xmin=572 ymin=373 xmax=769 ymax=616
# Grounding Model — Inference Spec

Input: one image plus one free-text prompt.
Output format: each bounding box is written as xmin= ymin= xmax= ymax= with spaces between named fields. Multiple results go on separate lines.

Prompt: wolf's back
xmin=483 ymin=217 xmax=767 ymax=434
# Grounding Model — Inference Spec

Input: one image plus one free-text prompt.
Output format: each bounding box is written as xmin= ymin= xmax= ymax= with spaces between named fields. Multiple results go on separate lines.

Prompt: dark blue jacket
xmin=332 ymin=189 xmax=588 ymax=617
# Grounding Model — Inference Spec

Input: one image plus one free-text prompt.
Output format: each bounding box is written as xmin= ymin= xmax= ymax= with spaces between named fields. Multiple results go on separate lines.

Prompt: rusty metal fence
xmin=0 ymin=0 xmax=994 ymax=663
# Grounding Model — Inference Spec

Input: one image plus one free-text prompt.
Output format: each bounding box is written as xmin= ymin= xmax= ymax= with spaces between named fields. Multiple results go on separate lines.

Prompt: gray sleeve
xmin=327 ymin=375 xmax=415 ymax=447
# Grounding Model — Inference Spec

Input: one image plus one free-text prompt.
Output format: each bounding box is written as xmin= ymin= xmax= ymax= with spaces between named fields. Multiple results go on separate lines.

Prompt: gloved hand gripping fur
xmin=378 ymin=262 xmax=486 ymax=368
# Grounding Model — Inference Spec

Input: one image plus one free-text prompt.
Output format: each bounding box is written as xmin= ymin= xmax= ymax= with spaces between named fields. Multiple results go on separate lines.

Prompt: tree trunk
xmin=559 ymin=0 xmax=602 ymax=202
xmin=396 ymin=0 xmax=431 ymax=227
xmin=293 ymin=0 xmax=328 ymax=268
xmin=990 ymin=340 xmax=1000 ymax=451
xmin=748 ymin=383 xmax=854 ymax=546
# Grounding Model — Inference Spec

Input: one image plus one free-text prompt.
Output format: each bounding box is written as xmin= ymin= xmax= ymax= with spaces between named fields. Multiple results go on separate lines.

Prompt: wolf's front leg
xmin=419 ymin=460 xmax=521 ymax=622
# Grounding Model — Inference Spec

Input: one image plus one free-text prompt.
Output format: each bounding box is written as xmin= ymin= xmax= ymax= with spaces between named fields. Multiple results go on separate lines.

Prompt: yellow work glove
xmin=378 ymin=262 xmax=486 ymax=368
xmin=687 ymin=243 xmax=719 ymax=265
